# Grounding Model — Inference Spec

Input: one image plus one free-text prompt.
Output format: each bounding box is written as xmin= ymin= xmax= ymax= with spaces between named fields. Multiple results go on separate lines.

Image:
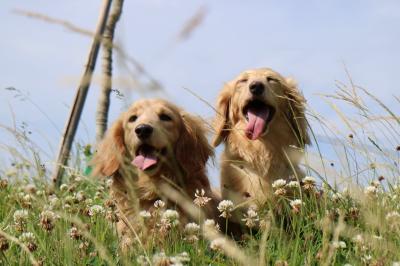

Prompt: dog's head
xmin=213 ymin=68 xmax=309 ymax=146
xmin=92 ymin=99 xmax=213 ymax=178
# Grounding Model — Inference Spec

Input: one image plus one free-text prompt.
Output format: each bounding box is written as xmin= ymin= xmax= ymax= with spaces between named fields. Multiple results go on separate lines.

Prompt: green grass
xmin=1 ymin=81 xmax=400 ymax=265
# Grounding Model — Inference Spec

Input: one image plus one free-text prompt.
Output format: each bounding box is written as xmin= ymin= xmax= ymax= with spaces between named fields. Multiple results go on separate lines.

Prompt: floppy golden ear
xmin=283 ymin=78 xmax=310 ymax=147
xmin=176 ymin=112 xmax=214 ymax=176
xmin=91 ymin=118 xmax=125 ymax=176
xmin=212 ymin=82 xmax=233 ymax=147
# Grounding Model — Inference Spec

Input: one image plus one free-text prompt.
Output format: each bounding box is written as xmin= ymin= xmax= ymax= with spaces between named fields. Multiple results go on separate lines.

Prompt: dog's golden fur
xmin=213 ymin=68 xmax=310 ymax=206
xmin=92 ymin=99 xmax=220 ymax=248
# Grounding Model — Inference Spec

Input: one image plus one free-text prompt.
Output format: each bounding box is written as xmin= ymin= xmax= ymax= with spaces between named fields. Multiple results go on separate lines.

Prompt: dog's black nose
xmin=135 ymin=124 xmax=153 ymax=139
xmin=249 ymin=81 xmax=264 ymax=96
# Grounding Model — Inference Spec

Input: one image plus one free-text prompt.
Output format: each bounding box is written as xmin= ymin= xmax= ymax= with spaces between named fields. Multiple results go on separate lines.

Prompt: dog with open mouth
xmin=92 ymin=99 xmax=222 ymax=249
xmin=213 ymin=68 xmax=310 ymax=208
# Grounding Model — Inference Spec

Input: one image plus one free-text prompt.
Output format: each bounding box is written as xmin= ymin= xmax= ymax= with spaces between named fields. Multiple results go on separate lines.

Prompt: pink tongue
xmin=245 ymin=107 xmax=270 ymax=140
xmin=132 ymin=153 xmax=158 ymax=171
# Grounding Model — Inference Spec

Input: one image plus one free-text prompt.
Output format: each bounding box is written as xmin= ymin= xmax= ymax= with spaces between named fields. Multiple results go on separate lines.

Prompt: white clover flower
xmin=302 ymin=176 xmax=316 ymax=184
xmin=386 ymin=211 xmax=400 ymax=221
xmin=210 ymin=238 xmax=226 ymax=252
xmin=290 ymin=199 xmax=303 ymax=211
xmin=331 ymin=192 xmax=344 ymax=201
xmin=364 ymin=185 xmax=378 ymax=196
xmin=24 ymin=184 xmax=37 ymax=194
xmin=184 ymin=223 xmax=200 ymax=243
xmin=371 ymin=180 xmax=380 ymax=188
xmin=139 ymin=210 xmax=152 ymax=219
xmin=184 ymin=222 xmax=200 ymax=235
xmin=352 ymin=234 xmax=364 ymax=244
xmin=49 ymin=196 xmax=60 ymax=208
xmin=286 ymin=180 xmax=300 ymax=188
xmin=19 ymin=232 xmax=35 ymax=243
xmin=272 ymin=179 xmax=287 ymax=189
xmin=332 ymin=240 xmax=346 ymax=249
xmin=171 ymin=252 xmax=190 ymax=264
xmin=154 ymin=200 xmax=166 ymax=209
xmin=152 ymin=252 xmax=169 ymax=265
xmin=60 ymin=184 xmax=68 ymax=191
xmin=88 ymin=205 xmax=105 ymax=217
xmin=203 ymin=219 xmax=220 ymax=233
xmin=13 ymin=210 xmax=29 ymax=224
xmin=105 ymin=178 xmax=113 ymax=188
xmin=217 ymin=200 xmax=234 ymax=218
xmin=242 ymin=208 xmax=259 ymax=228
xmin=75 ymin=191 xmax=86 ymax=201
xmin=193 ymin=189 xmax=211 ymax=207
xmin=161 ymin=209 xmax=180 ymax=227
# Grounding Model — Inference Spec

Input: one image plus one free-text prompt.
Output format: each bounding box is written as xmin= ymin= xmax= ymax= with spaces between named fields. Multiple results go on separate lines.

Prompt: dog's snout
xmin=135 ymin=124 xmax=153 ymax=139
xmin=249 ymin=81 xmax=264 ymax=96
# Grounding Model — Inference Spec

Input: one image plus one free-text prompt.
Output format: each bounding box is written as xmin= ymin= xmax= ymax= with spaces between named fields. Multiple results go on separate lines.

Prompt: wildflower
xmin=386 ymin=211 xmax=400 ymax=221
xmin=136 ymin=255 xmax=148 ymax=265
xmin=184 ymin=222 xmax=200 ymax=243
xmin=286 ymin=180 xmax=300 ymax=189
xmin=75 ymin=191 xmax=86 ymax=202
xmin=364 ymin=185 xmax=377 ymax=196
xmin=154 ymin=199 xmax=166 ymax=209
xmin=69 ymin=226 xmax=81 ymax=240
xmin=242 ymin=208 xmax=259 ymax=228
xmin=49 ymin=195 xmax=60 ymax=208
xmin=275 ymin=260 xmax=289 ymax=266
xmin=14 ymin=209 xmax=29 ymax=232
xmin=210 ymin=238 xmax=226 ymax=252
xmin=203 ymin=219 xmax=220 ymax=233
xmin=39 ymin=210 xmax=57 ymax=232
xmin=217 ymin=200 xmax=234 ymax=218
xmin=352 ymin=234 xmax=364 ymax=244
xmin=302 ymin=176 xmax=316 ymax=191
xmin=0 ymin=179 xmax=8 ymax=189
xmin=19 ymin=232 xmax=37 ymax=252
xmin=60 ymin=184 xmax=68 ymax=191
xmin=161 ymin=209 xmax=180 ymax=226
xmin=193 ymin=189 xmax=211 ymax=207
xmin=331 ymin=192 xmax=344 ymax=202
xmin=105 ymin=210 xmax=118 ymax=223
xmin=346 ymin=206 xmax=360 ymax=221
xmin=22 ymin=194 xmax=33 ymax=208
xmin=171 ymin=252 xmax=190 ymax=264
xmin=105 ymin=178 xmax=113 ymax=188
xmin=370 ymin=180 xmax=380 ymax=188
xmin=24 ymin=184 xmax=37 ymax=194
xmin=272 ymin=179 xmax=286 ymax=189
xmin=88 ymin=205 xmax=105 ymax=217
xmin=290 ymin=199 xmax=303 ymax=212
xmin=139 ymin=210 xmax=152 ymax=219
xmin=0 ymin=235 xmax=9 ymax=251
xmin=332 ymin=240 xmax=346 ymax=249
xmin=152 ymin=252 xmax=170 ymax=266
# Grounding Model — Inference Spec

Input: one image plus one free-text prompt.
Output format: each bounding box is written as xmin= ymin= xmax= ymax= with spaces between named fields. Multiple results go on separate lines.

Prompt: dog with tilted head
xmin=213 ymin=68 xmax=310 ymax=212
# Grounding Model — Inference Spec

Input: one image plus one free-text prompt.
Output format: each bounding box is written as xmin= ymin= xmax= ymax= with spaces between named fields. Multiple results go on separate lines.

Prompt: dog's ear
xmin=212 ymin=82 xmax=233 ymax=147
xmin=176 ymin=112 xmax=214 ymax=176
xmin=283 ymin=77 xmax=310 ymax=147
xmin=91 ymin=118 xmax=125 ymax=176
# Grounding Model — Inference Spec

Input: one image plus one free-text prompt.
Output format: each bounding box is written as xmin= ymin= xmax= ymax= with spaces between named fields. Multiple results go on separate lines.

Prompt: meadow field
xmin=1 ymin=80 xmax=400 ymax=266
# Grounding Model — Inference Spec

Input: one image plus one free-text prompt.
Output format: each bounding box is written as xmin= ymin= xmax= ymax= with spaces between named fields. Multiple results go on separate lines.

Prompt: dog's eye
xmin=128 ymin=115 xmax=138 ymax=123
xmin=238 ymin=78 xmax=248 ymax=83
xmin=159 ymin=114 xmax=172 ymax=121
xmin=267 ymin=77 xmax=279 ymax=83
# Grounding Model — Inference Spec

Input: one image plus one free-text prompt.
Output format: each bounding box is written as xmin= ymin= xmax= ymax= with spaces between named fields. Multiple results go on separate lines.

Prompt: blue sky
xmin=1 ymin=1 xmax=399 ymax=182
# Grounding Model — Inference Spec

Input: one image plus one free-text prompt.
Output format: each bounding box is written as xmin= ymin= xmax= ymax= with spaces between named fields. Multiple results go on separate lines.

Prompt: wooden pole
xmin=52 ymin=0 xmax=113 ymax=187
xmin=96 ymin=0 xmax=124 ymax=143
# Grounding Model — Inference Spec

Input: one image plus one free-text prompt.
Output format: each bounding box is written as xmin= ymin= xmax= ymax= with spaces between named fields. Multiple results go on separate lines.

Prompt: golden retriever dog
xmin=92 ymin=99 xmax=222 ymax=248
xmin=213 ymin=68 xmax=310 ymax=208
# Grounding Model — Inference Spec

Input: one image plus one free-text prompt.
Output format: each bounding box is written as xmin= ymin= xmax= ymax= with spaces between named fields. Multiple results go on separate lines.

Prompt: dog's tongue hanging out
xmin=132 ymin=150 xmax=158 ymax=171
xmin=245 ymin=104 xmax=270 ymax=140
